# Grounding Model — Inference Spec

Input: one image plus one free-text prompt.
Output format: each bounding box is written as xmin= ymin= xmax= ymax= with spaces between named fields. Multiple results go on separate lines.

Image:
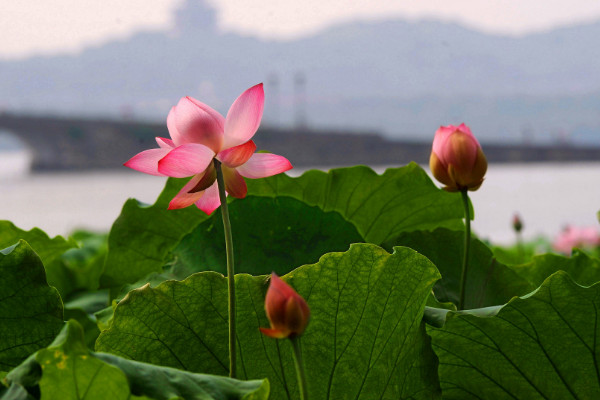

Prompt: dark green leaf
xmin=102 ymin=164 xmax=461 ymax=290
xmin=388 ymin=228 xmax=534 ymax=308
xmin=246 ymin=164 xmax=465 ymax=244
xmin=59 ymin=230 xmax=109 ymax=295
xmin=173 ymin=196 xmax=364 ymax=276
xmin=0 ymin=241 xmax=64 ymax=370
xmin=6 ymin=320 xmax=269 ymax=400
xmin=510 ymin=250 xmax=600 ymax=288
xmin=63 ymin=308 xmax=101 ymax=350
xmin=97 ymin=244 xmax=441 ymax=399
xmin=430 ymin=271 xmax=600 ymax=399
xmin=0 ymin=221 xmax=76 ymax=297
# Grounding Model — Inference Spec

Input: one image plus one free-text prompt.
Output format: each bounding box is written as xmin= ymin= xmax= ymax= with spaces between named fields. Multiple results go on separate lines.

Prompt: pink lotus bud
xmin=260 ymin=273 xmax=310 ymax=339
xmin=512 ymin=213 xmax=523 ymax=233
xmin=429 ymin=123 xmax=488 ymax=192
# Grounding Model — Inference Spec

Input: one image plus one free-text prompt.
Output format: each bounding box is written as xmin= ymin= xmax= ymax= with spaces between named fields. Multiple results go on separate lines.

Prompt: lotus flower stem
xmin=458 ymin=189 xmax=471 ymax=310
xmin=290 ymin=336 xmax=308 ymax=400
xmin=214 ymin=159 xmax=236 ymax=378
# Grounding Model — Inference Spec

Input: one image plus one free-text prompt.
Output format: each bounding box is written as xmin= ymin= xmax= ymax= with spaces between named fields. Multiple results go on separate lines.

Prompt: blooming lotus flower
xmin=124 ymin=83 xmax=292 ymax=214
xmin=429 ymin=123 xmax=487 ymax=192
xmin=553 ymin=226 xmax=600 ymax=254
xmin=260 ymin=273 xmax=310 ymax=339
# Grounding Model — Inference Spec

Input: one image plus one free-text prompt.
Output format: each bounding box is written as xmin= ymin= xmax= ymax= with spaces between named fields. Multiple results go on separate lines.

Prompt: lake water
xmin=0 ymin=163 xmax=598 ymax=245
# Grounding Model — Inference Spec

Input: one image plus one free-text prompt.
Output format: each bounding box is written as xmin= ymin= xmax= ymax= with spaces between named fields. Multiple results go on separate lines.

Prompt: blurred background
xmin=1 ymin=0 xmax=599 ymax=244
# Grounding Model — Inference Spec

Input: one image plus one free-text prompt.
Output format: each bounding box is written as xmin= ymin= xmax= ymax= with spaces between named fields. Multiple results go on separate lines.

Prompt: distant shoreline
xmin=1 ymin=113 xmax=599 ymax=172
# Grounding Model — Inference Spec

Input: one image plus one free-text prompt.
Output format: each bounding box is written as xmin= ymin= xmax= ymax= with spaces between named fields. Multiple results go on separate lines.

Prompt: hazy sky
xmin=3 ymin=0 xmax=600 ymax=59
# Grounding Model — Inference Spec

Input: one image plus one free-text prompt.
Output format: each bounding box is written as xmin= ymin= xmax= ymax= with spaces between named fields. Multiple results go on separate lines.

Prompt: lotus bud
xmin=429 ymin=123 xmax=487 ymax=192
xmin=260 ymin=273 xmax=310 ymax=339
xmin=512 ymin=213 xmax=523 ymax=233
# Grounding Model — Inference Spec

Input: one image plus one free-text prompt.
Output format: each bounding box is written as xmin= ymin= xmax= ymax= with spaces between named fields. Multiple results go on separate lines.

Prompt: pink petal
xmin=157 ymin=143 xmax=215 ymax=178
xmin=442 ymin=131 xmax=478 ymax=170
xmin=236 ymin=153 xmax=293 ymax=179
xmin=456 ymin=123 xmax=473 ymax=136
xmin=432 ymin=123 xmax=480 ymax=163
xmin=223 ymin=83 xmax=264 ymax=149
xmin=222 ymin=166 xmax=247 ymax=198
xmin=124 ymin=148 xmax=171 ymax=176
xmin=217 ymin=140 xmax=257 ymax=168
xmin=156 ymin=137 xmax=175 ymax=149
xmin=432 ymin=125 xmax=457 ymax=159
xmin=168 ymin=173 xmax=206 ymax=210
xmin=195 ymin=181 xmax=221 ymax=214
xmin=270 ymin=273 xmax=298 ymax=299
xmin=166 ymin=107 xmax=181 ymax=143
xmin=173 ymin=97 xmax=225 ymax=153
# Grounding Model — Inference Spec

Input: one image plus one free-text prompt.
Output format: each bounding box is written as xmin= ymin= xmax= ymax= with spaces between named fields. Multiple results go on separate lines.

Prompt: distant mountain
xmin=1 ymin=0 xmax=600 ymax=144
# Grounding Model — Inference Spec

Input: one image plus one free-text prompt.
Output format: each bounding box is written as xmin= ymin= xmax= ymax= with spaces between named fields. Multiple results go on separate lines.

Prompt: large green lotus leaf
xmin=102 ymin=164 xmax=461 ymax=289
xmin=429 ymin=271 xmax=600 ymax=399
xmin=5 ymin=320 xmax=269 ymax=400
xmin=96 ymin=244 xmax=442 ymax=399
xmin=509 ymin=250 xmax=600 ymax=288
xmin=0 ymin=240 xmax=64 ymax=371
xmin=172 ymin=196 xmax=364 ymax=276
xmin=388 ymin=228 xmax=534 ymax=308
xmin=246 ymin=163 xmax=464 ymax=244
xmin=0 ymin=221 xmax=76 ymax=297
xmin=101 ymin=178 xmax=208 ymax=288
xmin=401 ymin=321 xmax=442 ymax=400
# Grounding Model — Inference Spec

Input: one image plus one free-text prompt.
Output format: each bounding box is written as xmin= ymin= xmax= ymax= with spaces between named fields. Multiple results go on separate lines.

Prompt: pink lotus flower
xmin=553 ymin=226 xmax=600 ymax=253
xmin=125 ymin=83 xmax=292 ymax=214
xmin=260 ymin=273 xmax=310 ymax=339
xmin=429 ymin=123 xmax=487 ymax=192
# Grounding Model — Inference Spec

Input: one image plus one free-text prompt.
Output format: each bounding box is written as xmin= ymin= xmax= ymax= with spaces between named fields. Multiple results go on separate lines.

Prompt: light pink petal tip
xmin=124 ymin=148 xmax=171 ymax=176
xmin=223 ymin=83 xmax=264 ymax=149
xmin=432 ymin=125 xmax=457 ymax=157
xmin=236 ymin=153 xmax=293 ymax=179
xmin=194 ymin=181 xmax=221 ymax=214
xmin=166 ymin=107 xmax=181 ymax=144
xmin=156 ymin=137 xmax=175 ymax=149
xmin=456 ymin=123 xmax=472 ymax=135
xmin=173 ymin=97 xmax=225 ymax=152
xmin=157 ymin=143 xmax=215 ymax=178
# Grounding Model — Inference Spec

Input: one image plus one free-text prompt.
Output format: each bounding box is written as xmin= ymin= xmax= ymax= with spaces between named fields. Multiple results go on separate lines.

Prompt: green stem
xmin=458 ymin=189 xmax=471 ymax=311
xmin=290 ymin=337 xmax=308 ymax=400
xmin=214 ymin=159 xmax=236 ymax=378
xmin=516 ymin=231 xmax=524 ymax=262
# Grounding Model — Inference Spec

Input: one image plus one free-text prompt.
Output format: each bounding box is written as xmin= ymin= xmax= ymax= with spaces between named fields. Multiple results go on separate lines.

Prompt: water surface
xmin=0 ymin=163 xmax=598 ymax=245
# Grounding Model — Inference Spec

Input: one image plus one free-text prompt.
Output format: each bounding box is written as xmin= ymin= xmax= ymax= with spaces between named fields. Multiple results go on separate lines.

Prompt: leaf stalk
xmin=458 ymin=189 xmax=471 ymax=310
xmin=290 ymin=336 xmax=308 ymax=400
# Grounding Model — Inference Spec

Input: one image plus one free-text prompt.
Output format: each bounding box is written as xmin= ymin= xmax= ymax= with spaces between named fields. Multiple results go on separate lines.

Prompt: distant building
xmin=173 ymin=0 xmax=217 ymax=34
